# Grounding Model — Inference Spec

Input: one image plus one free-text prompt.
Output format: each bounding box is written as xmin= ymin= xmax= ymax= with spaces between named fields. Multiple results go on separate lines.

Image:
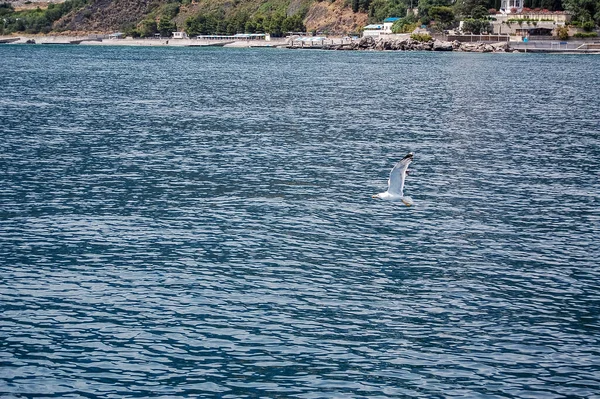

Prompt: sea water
xmin=1 ymin=45 xmax=599 ymax=397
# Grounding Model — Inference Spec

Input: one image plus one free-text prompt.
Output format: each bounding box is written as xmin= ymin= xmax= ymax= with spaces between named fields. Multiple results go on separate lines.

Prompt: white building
xmin=500 ymin=0 xmax=524 ymax=13
xmin=172 ymin=32 xmax=188 ymax=39
xmin=383 ymin=17 xmax=401 ymax=33
xmin=363 ymin=24 xmax=384 ymax=37
xmin=491 ymin=11 xmax=572 ymax=37
xmin=362 ymin=17 xmax=401 ymax=37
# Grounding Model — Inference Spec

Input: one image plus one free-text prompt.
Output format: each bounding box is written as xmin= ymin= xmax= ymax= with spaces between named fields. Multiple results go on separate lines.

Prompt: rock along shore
xmin=323 ymin=35 xmax=512 ymax=53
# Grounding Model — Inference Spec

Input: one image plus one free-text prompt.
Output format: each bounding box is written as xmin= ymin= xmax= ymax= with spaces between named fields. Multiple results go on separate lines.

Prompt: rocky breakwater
xmin=325 ymin=36 xmax=511 ymax=53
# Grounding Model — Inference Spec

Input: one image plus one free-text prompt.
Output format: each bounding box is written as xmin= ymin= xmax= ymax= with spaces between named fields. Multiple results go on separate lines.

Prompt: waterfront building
xmin=362 ymin=17 xmax=401 ymax=37
xmin=383 ymin=17 xmax=401 ymax=33
xmin=490 ymin=11 xmax=572 ymax=38
xmin=362 ymin=24 xmax=384 ymax=37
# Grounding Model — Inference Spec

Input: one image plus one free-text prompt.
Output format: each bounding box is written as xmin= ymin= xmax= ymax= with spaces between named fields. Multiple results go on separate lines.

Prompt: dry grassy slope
xmin=56 ymin=0 xmax=160 ymax=32
xmin=54 ymin=0 xmax=367 ymax=34
xmin=304 ymin=0 xmax=367 ymax=34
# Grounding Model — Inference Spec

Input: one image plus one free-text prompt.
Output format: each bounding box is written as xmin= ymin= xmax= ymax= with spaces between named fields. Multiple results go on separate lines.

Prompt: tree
xmin=418 ymin=0 xmax=452 ymax=21
xmin=392 ymin=13 xmax=419 ymax=32
xmin=158 ymin=18 xmax=176 ymax=37
xmin=461 ymin=18 xmax=492 ymax=33
xmin=368 ymin=0 xmax=389 ymax=21
xmin=253 ymin=16 xmax=265 ymax=32
xmin=14 ymin=17 xmax=26 ymax=31
xmin=227 ymin=12 xmax=249 ymax=34
xmin=563 ymin=0 xmax=600 ymax=25
xmin=471 ymin=5 xmax=489 ymax=17
xmin=160 ymin=3 xmax=180 ymax=20
xmin=245 ymin=20 xmax=257 ymax=33
xmin=184 ymin=15 xmax=202 ymax=36
xmin=556 ymin=24 xmax=569 ymax=39
xmin=121 ymin=22 xmax=140 ymax=37
xmin=453 ymin=0 xmax=488 ymax=17
xmin=264 ymin=13 xmax=286 ymax=36
xmin=368 ymin=0 xmax=408 ymax=23
xmin=359 ymin=0 xmax=372 ymax=12
xmin=184 ymin=13 xmax=219 ymax=36
xmin=282 ymin=14 xmax=305 ymax=33
xmin=429 ymin=5 xmax=455 ymax=29
xmin=138 ymin=19 xmax=158 ymax=37
xmin=0 ymin=3 xmax=14 ymax=17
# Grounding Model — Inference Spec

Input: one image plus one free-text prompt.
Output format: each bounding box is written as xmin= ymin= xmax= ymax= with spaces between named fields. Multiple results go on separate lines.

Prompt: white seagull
xmin=372 ymin=152 xmax=414 ymax=206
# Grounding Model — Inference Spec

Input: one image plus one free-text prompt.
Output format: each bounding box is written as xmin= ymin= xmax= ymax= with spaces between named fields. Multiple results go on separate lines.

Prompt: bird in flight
xmin=372 ymin=152 xmax=414 ymax=206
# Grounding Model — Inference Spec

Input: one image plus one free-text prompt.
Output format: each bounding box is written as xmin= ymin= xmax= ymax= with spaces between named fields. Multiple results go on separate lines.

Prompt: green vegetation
xmin=579 ymin=20 xmax=597 ymax=30
xmin=556 ymin=24 xmax=569 ymax=38
xmin=137 ymin=19 xmax=158 ymax=37
xmin=391 ymin=13 xmax=419 ymax=32
xmin=573 ymin=31 xmax=598 ymax=37
xmin=416 ymin=0 xmax=453 ymax=25
xmin=352 ymin=0 xmax=372 ymax=12
xmin=182 ymin=12 xmax=304 ymax=37
xmin=452 ymin=0 xmax=493 ymax=34
xmin=461 ymin=17 xmax=492 ymax=33
xmin=125 ymin=2 xmax=181 ymax=37
xmin=0 ymin=0 xmax=89 ymax=34
xmin=368 ymin=0 xmax=407 ymax=22
xmin=0 ymin=2 xmax=14 ymax=17
xmin=429 ymin=6 xmax=454 ymax=30
xmin=453 ymin=0 xmax=488 ymax=18
xmin=563 ymin=0 xmax=600 ymax=27
xmin=470 ymin=5 xmax=489 ymax=18
xmin=410 ymin=32 xmax=432 ymax=40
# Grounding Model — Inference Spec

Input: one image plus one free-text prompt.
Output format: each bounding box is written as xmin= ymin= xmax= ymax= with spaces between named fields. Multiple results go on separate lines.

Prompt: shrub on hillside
xmin=556 ymin=25 xmax=569 ymax=40
xmin=429 ymin=6 xmax=454 ymax=29
xmin=411 ymin=33 xmax=432 ymax=42
xmin=138 ymin=19 xmax=158 ymax=37
xmin=0 ymin=3 xmax=14 ymax=17
xmin=461 ymin=18 xmax=492 ymax=34
xmin=392 ymin=14 xmax=418 ymax=33
xmin=581 ymin=20 xmax=596 ymax=31
xmin=471 ymin=5 xmax=489 ymax=19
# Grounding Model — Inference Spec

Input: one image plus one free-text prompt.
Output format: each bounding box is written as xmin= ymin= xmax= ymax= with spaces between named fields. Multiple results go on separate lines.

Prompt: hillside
xmin=1 ymin=0 xmax=369 ymax=35
xmin=2 ymin=0 xmax=592 ymax=37
xmin=304 ymin=0 xmax=368 ymax=34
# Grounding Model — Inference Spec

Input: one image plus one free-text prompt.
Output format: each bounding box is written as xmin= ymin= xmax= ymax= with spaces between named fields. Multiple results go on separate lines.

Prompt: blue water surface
xmin=1 ymin=45 xmax=599 ymax=398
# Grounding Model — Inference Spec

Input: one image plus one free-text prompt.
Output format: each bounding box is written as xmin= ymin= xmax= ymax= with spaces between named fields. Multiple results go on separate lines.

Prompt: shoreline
xmin=0 ymin=35 xmax=291 ymax=48
xmin=1 ymin=34 xmax=599 ymax=54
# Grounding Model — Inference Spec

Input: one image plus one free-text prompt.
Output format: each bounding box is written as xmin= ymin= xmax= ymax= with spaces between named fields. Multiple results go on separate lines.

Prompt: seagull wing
xmin=387 ymin=153 xmax=413 ymax=196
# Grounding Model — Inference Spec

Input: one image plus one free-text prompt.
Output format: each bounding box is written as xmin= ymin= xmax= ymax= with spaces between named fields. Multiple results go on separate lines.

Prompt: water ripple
xmin=1 ymin=46 xmax=599 ymax=398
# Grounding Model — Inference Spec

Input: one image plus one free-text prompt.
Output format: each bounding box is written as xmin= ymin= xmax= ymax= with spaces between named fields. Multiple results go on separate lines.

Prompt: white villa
xmin=362 ymin=17 xmax=401 ymax=37
xmin=500 ymin=0 xmax=524 ymax=13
